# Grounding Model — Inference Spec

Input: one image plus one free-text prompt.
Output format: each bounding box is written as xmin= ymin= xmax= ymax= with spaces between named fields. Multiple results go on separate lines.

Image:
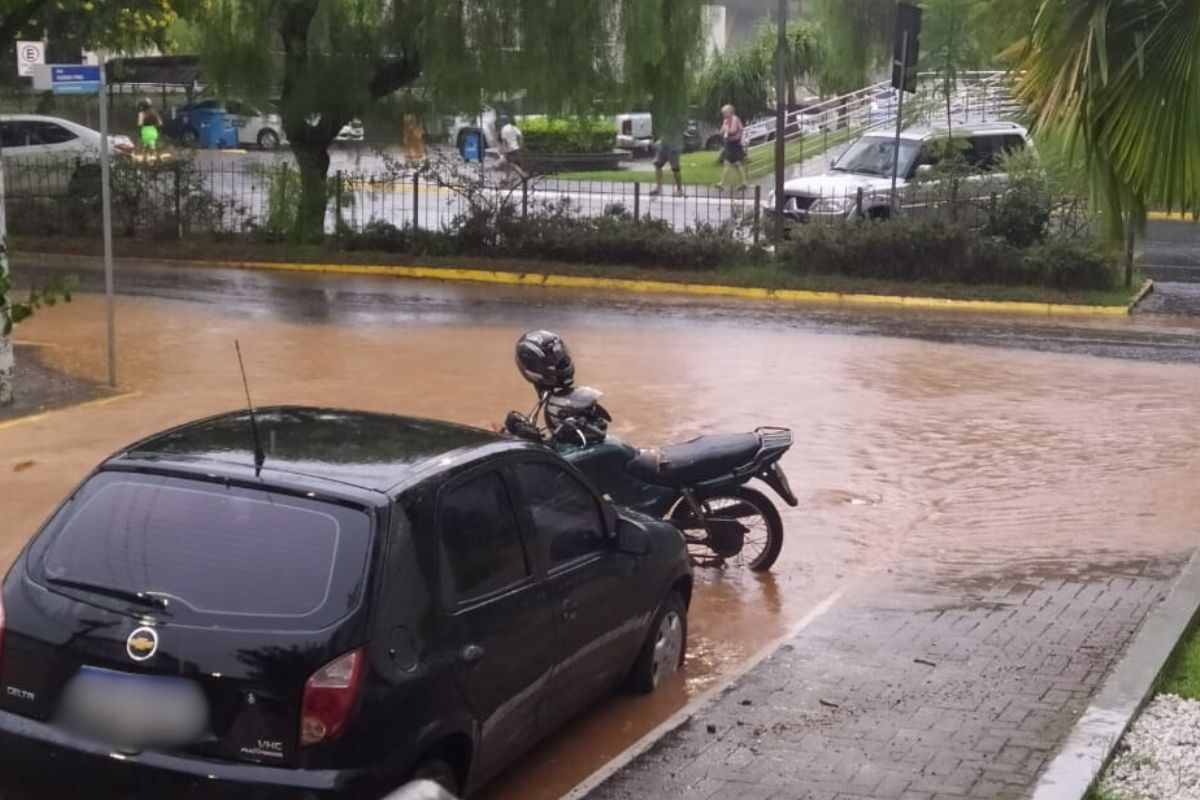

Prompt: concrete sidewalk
xmin=581 ymin=557 xmax=1183 ymax=800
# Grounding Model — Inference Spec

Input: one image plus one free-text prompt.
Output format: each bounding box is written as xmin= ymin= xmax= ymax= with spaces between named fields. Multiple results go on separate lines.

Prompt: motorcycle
xmin=505 ymin=387 xmax=797 ymax=571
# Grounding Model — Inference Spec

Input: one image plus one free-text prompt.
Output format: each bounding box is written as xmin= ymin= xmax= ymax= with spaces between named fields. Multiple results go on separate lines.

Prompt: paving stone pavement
xmin=584 ymin=557 xmax=1185 ymax=800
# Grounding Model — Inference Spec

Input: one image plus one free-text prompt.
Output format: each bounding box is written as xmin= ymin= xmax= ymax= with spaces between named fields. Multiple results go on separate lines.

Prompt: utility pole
xmin=98 ymin=53 xmax=116 ymax=388
xmin=0 ymin=130 xmax=12 ymax=406
xmin=773 ymin=0 xmax=788 ymax=243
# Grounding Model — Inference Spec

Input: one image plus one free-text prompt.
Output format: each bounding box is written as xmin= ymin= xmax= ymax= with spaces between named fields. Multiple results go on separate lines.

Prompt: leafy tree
xmin=620 ymin=0 xmax=706 ymax=145
xmin=200 ymin=0 xmax=706 ymax=240
xmin=920 ymin=0 xmax=986 ymax=134
xmin=1011 ymin=0 xmax=1200 ymax=286
xmin=692 ymin=22 xmax=822 ymax=122
xmin=811 ymin=0 xmax=894 ymax=95
xmin=2 ymin=0 xmax=198 ymax=64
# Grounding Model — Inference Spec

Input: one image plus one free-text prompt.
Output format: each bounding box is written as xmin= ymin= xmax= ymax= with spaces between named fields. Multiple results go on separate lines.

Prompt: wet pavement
xmin=2 ymin=268 xmax=1199 ymax=800
xmin=15 ymin=257 xmax=1200 ymax=365
xmin=1138 ymin=219 xmax=1200 ymax=317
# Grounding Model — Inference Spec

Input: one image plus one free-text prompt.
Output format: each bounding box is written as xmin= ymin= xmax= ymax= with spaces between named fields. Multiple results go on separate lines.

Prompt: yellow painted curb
xmin=18 ymin=252 xmax=1131 ymax=318
xmin=179 ymin=258 xmax=1129 ymax=318
xmin=0 ymin=392 xmax=140 ymax=433
xmin=1148 ymin=211 xmax=1198 ymax=222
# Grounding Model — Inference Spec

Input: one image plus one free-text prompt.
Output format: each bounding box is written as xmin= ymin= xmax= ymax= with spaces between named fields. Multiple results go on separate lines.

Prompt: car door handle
xmin=461 ymin=644 xmax=486 ymax=665
xmin=561 ymin=598 xmax=579 ymax=622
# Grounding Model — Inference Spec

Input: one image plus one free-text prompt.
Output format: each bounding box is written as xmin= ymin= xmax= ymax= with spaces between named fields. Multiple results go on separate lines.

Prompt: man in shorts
xmin=649 ymin=125 xmax=684 ymax=198
xmin=716 ymin=103 xmax=748 ymax=191
xmin=497 ymin=114 xmax=528 ymax=187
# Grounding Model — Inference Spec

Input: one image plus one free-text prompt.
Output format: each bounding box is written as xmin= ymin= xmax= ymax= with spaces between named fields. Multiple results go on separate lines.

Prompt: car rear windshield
xmin=33 ymin=472 xmax=374 ymax=629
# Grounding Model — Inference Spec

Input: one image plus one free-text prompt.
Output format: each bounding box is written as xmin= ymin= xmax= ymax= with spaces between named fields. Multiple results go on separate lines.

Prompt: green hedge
xmin=778 ymin=220 xmax=1118 ymax=291
xmin=520 ymin=118 xmax=614 ymax=154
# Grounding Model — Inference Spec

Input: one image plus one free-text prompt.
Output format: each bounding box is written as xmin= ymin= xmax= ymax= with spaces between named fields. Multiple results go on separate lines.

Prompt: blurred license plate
xmin=59 ymin=667 xmax=208 ymax=749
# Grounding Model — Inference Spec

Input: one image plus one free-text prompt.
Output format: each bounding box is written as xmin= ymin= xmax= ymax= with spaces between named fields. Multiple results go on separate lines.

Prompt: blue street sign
xmin=50 ymin=64 xmax=102 ymax=95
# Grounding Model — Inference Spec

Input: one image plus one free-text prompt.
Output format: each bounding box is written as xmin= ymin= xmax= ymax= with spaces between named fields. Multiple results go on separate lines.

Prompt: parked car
xmin=165 ymin=98 xmax=284 ymax=150
xmin=615 ymin=112 xmax=653 ymax=154
xmin=0 ymin=114 xmax=134 ymax=198
xmin=166 ymin=99 xmax=363 ymax=150
xmin=769 ymin=121 xmax=1031 ymax=224
xmin=0 ymin=407 xmax=692 ymax=800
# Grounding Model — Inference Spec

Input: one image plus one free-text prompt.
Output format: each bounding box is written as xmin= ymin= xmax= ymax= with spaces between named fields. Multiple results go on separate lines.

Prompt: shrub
xmin=984 ymin=149 xmax=1055 ymax=248
xmin=1023 ymin=237 xmax=1119 ymax=291
xmin=776 ymin=218 xmax=1122 ymax=289
xmin=520 ymin=118 xmax=614 ymax=154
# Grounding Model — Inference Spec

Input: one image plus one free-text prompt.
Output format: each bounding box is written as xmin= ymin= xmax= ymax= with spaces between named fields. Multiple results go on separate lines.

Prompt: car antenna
xmin=235 ymin=340 xmax=266 ymax=477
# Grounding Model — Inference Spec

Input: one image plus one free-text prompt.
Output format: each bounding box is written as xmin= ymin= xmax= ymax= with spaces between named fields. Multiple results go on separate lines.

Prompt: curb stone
xmin=1128 ymin=279 xmax=1155 ymax=312
xmin=1032 ymin=548 xmax=1200 ymax=800
xmin=559 ymin=588 xmax=844 ymax=800
xmin=14 ymin=252 xmax=1131 ymax=319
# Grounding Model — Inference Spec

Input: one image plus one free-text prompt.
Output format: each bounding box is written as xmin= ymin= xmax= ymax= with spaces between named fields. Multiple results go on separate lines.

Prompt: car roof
xmin=0 ymin=114 xmax=97 ymax=135
xmin=108 ymin=406 xmax=539 ymax=496
xmin=885 ymin=120 xmax=1028 ymax=142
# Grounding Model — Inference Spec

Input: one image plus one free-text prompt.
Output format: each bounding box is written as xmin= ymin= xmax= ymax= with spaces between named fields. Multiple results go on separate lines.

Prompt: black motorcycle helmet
xmin=515 ymin=330 xmax=575 ymax=392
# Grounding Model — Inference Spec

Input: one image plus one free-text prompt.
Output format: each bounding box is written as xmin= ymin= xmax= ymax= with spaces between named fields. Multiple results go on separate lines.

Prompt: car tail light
xmin=300 ymin=648 xmax=364 ymax=747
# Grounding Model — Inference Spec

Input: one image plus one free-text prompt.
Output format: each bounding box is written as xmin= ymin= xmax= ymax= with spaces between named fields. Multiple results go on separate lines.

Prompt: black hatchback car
xmin=0 ymin=407 xmax=692 ymax=799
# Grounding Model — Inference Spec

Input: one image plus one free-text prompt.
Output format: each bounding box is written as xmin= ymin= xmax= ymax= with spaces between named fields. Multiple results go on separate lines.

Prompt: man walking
xmin=715 ymin=104 xmax=748 ymax=192
xmin=497 ymin=114 xmax=528 ymax=187
xmin=649 ymin=124 xmax=685 ymax=198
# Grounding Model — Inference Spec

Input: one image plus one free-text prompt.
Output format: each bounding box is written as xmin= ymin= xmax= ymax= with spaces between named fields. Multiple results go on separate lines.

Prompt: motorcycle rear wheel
xmin=671 ymin=486 xmax=784 ymax=572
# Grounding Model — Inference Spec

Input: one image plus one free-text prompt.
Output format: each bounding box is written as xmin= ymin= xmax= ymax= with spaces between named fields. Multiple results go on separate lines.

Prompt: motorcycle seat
xmin=626 ymin=433 xmax=762 ymax=488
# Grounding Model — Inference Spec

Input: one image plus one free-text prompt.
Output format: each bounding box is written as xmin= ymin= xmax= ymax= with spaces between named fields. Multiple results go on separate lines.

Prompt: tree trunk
xmin=1124 ymin=213 xmax=1136 ymax=289
xmin=293 ymin=140 xmax=332 ymax=241
xmin=0 ymin=153 xmax=13 ymax=407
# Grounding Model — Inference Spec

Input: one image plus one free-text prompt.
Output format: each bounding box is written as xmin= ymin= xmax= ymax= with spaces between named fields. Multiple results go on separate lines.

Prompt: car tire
xmin=180 ymin=127 xmax=199 ymax=148
xmin=410 ymin=757 xmax=461 ymax=796
xmin=258 ymin=129 xmax=281 ymax=151
xmin=628 ymin=591 xmax=687 ymax=694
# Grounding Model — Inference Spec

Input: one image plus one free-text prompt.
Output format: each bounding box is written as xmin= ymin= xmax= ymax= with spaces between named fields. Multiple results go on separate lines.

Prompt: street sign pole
xmin=97 ymin=54 xmax=116 ymax=388
xmin=890 ymin=30 xmax=909 ymax=202
xmin=773 ymin=0 xmax=787 ymax=243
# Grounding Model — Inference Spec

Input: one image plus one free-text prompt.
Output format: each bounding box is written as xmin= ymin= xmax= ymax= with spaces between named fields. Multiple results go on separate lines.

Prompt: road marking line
xmin=561 ymin=586 xmax=847 ymax=800
xmin=0 ymin=392 xmax=140 ymax=433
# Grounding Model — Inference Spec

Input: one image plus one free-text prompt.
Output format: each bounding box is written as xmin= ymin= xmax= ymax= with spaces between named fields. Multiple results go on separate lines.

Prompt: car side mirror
xmin=616 ymin=518 xmax=653 ymax=556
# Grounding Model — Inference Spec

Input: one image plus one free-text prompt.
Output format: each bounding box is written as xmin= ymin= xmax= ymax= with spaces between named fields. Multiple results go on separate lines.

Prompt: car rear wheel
xmin=410 ymin=756 xmax=461 ymax=796
xmin=258 ymin=129 xmax=281 ymax=151
xmin=180 ymin=127 xmax=199 ymax=148
xmin=628 ymin=591 xmax=687 ymax=694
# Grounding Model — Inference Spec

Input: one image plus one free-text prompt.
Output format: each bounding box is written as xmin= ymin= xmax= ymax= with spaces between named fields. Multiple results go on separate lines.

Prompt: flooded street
xmin=2 ymin=272 xmax=1200 ymax=799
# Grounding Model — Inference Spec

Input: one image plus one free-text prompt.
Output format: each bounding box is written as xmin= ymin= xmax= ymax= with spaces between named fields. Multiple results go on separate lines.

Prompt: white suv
xmin=772 ymin=121 xmax=1030 ymax=224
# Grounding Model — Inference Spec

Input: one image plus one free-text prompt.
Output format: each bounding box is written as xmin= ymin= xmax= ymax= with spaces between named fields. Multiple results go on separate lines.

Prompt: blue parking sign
xmin=51 ymin=65 xmax=102 ymax=95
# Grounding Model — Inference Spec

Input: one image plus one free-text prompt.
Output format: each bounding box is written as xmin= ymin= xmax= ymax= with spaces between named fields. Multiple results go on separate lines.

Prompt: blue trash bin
xmin=196 ymin=108 xmax=238 ymax=149
xmin=461 ymin=130 xmax=482 ymax=163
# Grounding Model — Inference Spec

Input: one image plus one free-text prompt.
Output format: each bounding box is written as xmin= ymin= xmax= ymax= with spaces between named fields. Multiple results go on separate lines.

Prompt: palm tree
xmin=1011 ymin=0 xmax=1200 ymax=286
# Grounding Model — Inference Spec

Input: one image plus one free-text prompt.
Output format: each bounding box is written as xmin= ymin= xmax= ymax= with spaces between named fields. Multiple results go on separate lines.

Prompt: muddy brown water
xmin=3 ymin=292 xmax=1199 ymax=800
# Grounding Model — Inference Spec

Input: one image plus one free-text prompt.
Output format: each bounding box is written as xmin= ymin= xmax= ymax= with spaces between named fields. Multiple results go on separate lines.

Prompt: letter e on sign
xmin=17 ymin=42 xmax=45 ymax=78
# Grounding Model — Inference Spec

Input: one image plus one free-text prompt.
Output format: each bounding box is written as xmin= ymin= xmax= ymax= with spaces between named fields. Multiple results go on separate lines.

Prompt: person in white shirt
xmin=497 ymin=114 xmax=528 ymax=186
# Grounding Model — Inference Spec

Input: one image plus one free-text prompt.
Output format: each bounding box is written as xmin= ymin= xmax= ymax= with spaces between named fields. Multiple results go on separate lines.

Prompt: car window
xmin=0 ymin=122 xmax=22 ymax=149
xmin=194 ymin=100 xmax=223 ymax=111
xmin=440 ymin=470 xmax=530 ymax=604
xmin=513 ymin=462 xmax=607 ymax=569
xmin=32 ymin=122 xmax=77 ymax=145
xmin=1 ymin=121 xmax=36 ymax=148
xmin=33 ymin=472 xmax=374 ymax=629
xmin=225 ymin=100 xmax=247 ymax=116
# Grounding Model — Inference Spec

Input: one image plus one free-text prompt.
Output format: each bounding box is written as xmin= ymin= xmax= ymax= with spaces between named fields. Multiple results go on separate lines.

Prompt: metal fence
xmin=1 ymin=152 xmax=1090 ymax=243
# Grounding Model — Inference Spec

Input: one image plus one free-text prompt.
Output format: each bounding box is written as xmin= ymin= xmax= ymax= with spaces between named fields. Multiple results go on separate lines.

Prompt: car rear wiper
xmin=45 ymin=577 xmax=170 ymax=610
